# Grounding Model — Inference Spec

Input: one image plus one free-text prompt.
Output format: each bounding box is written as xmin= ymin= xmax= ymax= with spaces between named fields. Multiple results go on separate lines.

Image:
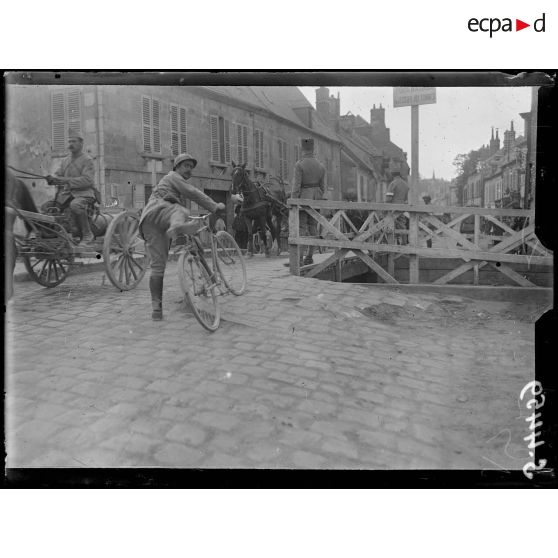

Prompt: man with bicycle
xmin=139 ymin=153 xmax=225 ymax=321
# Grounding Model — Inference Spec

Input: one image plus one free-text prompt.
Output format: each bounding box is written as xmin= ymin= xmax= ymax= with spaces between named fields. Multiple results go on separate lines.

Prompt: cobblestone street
xmin=5 ymin=254 xmax=547 ymax=469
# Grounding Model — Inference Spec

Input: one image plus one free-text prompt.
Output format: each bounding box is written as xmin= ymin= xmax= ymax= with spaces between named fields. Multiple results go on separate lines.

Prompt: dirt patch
xmin=358 ymin=297 xmax=545 ymax=329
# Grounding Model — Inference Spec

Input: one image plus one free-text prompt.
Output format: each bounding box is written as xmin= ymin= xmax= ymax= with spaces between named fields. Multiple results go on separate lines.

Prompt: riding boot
xmin=149 ymin=275 xmax=164 ymax=320
xmin=77 ymin=211 xmax=95 ymax=244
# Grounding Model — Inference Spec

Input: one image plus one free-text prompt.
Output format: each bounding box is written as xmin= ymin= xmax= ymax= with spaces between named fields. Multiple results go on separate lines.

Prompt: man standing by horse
xmin=290 ymin=138 xmax=325 ymax=266
xmin=139 ymin=153 xmax=225 ymax=321
xmin=46 ymin=129 xmax=97 ymax=247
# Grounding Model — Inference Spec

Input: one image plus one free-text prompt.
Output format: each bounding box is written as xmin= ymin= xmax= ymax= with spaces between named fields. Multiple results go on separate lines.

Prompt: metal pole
xmin=411 ymin=104 xmax=419 ymax=205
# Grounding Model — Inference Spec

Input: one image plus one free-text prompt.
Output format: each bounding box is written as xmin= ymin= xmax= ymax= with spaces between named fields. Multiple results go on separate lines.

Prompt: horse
xmin=5 ymin=169 xmax=39 ymax=300
xmin=230 ymin=162 xmax=288 ymax=257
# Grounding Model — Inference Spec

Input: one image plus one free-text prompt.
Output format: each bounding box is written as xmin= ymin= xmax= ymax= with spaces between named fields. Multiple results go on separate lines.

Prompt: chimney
xmin=503 ymin=121 xmax=516 ymax=154
xmin=370 ymin=103 xmax=386 ymax=131
xmin=316 ymin=87 xmax=340 ymax=129
xmin=315 ymin=87 xmax=331 ymax=123
xmin=334 ymin=92 xmax=340 ymax=119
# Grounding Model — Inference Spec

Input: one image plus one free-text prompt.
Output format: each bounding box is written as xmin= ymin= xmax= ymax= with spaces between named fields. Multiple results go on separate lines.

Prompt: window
xmin=210 ymin=115 xmax=231 ymax=164
xmin=254 ymin=129 xmax=264 ymax=169
xmin=236 ymin=123 xmax=249 ymax=165
xmin=142 ymin=96 xmax=161 ymax=154
xmin=294 ymin=144 xmax=300 ymax=163
xmin=51 ymin=88 xmax=82 ymax=152
xmin=326 ymin=157 xmax=332 ymax=189
xmin=170 ymin=104 xmax=188 ymax=156
xmin=278 ymin=139 xmax=288 ymax=181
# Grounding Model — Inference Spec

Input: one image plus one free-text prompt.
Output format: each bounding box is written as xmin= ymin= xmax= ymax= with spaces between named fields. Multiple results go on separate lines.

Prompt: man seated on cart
xmin=139 ymin=153 xmax=226 ymax=321
xmin=46 ymin=129 xmax=97 ymax=247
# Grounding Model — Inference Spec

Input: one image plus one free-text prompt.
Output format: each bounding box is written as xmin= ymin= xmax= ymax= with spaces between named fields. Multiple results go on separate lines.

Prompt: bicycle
xmin=176 ymin=214 xmax=247 ymax=331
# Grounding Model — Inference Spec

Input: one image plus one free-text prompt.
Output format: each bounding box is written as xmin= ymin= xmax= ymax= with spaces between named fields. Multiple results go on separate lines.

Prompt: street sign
xmin=393 ymin=87 xmax=436 ymax=108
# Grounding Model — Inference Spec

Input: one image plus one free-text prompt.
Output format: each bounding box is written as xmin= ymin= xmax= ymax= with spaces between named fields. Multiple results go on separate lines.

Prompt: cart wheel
xmin=23 ymin=254 xmax=69 ymax=287
xmin=103 ymin=210 xmax=150 ymax=290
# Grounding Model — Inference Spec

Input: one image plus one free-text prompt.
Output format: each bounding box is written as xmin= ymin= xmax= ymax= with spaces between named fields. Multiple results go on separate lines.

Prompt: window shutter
xmin=179 ymin=107 xmax=188 ymax=154
xmin=210 ymin=115 xmax=219 ymax=161
xmin=152 ymin=98 xmax=160 ymax=153
xmin=67 ymin=88 xmax=82 ymax=138
xmin=170 ymin=104 xmax=179 ymax=156
xmin=242 ymin=125 xmax=248 ymax=164
xmin=224 ymin=119 xmax=231 ymax=163
xmin=142 ymin=96 xmax=152 ymax=152
xmin=254 ymin=130 xmax=263 ymax=168
xmin=283 ymin=141 xmax=288 ymax=180
xmin=51 ymin=91 xmax=66 ymax=152
xmin=237 ymin=124 xmax=248 ymax=165
xmin=237 ymin=124 xmax=243 ymax=163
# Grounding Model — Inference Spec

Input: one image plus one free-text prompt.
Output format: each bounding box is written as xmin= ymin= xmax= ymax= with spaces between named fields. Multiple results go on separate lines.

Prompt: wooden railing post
xmin=473 ymin=214 xmax=480 ymax=285
xmin=288 ymin=201 xmax=300 ymax=275
xmin=409 ymin=211 xmax=419 ymax=283
xmin=388 ymin=209 xmax=395 ymax=277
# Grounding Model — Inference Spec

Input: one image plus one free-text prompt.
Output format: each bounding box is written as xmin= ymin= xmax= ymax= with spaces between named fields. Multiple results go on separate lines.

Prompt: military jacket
xmin=291 ymin=154 xmax=326 ymax=198
xmin=54 ymin=152 xmax=96 ymax=198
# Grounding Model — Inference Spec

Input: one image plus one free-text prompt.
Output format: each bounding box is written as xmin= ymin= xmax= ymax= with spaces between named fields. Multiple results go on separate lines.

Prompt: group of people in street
xmin=35 ymin=132 xmax=421 ymax=320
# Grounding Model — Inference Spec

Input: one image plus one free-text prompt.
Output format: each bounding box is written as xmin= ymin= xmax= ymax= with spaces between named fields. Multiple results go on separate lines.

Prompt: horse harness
xmin=232 ymin=166 xmax=288 ymax=216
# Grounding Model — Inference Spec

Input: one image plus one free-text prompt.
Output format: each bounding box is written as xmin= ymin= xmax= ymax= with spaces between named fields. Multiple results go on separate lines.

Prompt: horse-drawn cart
xmin=9 ymin=204 xmax=150 ymax=290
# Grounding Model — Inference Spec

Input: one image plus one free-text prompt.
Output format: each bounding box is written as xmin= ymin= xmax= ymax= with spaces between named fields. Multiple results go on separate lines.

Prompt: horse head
xmin=231 ymin=161 xmax=248 ymax=196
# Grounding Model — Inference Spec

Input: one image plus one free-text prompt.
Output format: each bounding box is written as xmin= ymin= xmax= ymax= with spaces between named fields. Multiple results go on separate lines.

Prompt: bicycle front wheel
xmin=178 ymin=251 xmax=220 ymax=332
xmin=214 ymin=231 xmax=247 ymax=295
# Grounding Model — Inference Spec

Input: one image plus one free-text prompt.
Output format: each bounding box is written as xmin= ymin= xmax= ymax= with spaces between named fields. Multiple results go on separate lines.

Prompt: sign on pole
xmin=393 ymin=87 xmax=436 ymax=108
xmin=393 ymin=87 xmax=436 ymax=204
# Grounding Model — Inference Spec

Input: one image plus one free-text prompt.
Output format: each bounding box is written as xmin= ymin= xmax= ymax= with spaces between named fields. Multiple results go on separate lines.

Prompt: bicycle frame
xmin=180 ymin=217 xmax=226 ymax=294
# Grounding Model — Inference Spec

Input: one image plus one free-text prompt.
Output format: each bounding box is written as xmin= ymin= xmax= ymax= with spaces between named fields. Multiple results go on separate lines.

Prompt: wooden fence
xmin=287 ymin=199 xmax=553 ymax=288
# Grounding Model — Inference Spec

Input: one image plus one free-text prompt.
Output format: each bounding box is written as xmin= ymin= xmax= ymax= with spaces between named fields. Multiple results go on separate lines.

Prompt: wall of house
xmin=6 ymin=84 xmax=99 ymax=207
xmin=7 ymin=84 xmax=342 ymax=225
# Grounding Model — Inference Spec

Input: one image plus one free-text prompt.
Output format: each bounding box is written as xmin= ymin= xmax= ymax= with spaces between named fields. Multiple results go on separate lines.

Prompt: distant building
xmin=315 ymin=87 xmax=409 ymax=202
xmin=418 ymin=170 xmax=453 ymax=205
xmin=462 ymin=122 xmax=528 ymax=209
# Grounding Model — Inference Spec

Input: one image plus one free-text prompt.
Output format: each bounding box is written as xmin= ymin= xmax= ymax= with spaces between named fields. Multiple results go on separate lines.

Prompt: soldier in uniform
xmin=290 ymin=138 xmax=326 ymax=266
xmin=46 ymin=129 xmax=97 ymax=246
xmin=385 ymin=169 xmax=409 ymax=245
xmin=139 ymin=153 xmax=225 ymax=321
xmin=421 ymin=193 xmax=433 ymax=248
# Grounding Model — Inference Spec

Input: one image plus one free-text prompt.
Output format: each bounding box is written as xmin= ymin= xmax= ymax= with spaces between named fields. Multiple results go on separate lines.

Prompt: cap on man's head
xmin=173 ymin=153 xmax=198 ymax=169
xmin=68 ymin=129 xmax=83 ymax=140
xmin=301 ymin=138 xmax=314 ymax=151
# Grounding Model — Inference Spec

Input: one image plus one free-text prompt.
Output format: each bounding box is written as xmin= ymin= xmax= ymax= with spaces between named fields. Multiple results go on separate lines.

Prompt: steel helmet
xmin=173 ymin=153 xmax=198 ymax=169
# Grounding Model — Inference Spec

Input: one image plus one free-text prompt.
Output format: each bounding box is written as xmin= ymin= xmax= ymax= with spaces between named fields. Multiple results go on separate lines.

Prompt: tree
xmin=453 ymin=146 xmax=490 ymax=205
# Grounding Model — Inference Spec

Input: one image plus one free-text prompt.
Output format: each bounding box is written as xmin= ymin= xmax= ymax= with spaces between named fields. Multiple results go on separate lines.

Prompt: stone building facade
xmin=6 ymin=84 xmax=342 ymax=227
xmin=314 ymin=87 xmax=410 ymax=202
xmin=462 ymin=122 xmax=528 ymax=209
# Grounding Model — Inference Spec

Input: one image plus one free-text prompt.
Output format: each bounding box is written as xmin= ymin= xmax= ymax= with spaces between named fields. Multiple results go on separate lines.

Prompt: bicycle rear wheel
xmin=178 ymin=250 xmax=220 ymax=331
xmin=214 ymin=231 xmax=247 ymax=295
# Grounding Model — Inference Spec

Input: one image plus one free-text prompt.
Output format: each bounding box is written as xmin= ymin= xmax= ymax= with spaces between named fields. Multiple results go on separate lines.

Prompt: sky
xmin=299 ymin=86 xmax=533 ymax=181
